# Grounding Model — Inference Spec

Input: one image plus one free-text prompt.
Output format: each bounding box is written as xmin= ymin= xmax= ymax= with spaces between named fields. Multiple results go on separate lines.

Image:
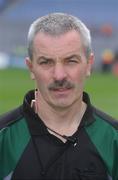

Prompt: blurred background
xmin=0 ymin=0 xmax=118 ymax=118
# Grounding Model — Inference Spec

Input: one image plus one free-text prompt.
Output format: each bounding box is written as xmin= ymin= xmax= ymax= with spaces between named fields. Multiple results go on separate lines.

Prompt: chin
xmin=50 ymin=99 xmax=74 ymax=109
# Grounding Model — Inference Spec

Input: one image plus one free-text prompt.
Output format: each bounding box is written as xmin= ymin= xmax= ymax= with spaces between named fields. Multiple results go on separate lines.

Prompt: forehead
xmin=33 ymin=30 xmax=84 ymax=57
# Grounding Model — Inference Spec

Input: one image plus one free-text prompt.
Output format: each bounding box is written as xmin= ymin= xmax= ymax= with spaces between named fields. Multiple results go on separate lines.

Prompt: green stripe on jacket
xmin=0 ymin=118 xmax=30 ymax=179
xmin=85 ymin=115 xmax=118 ymax=180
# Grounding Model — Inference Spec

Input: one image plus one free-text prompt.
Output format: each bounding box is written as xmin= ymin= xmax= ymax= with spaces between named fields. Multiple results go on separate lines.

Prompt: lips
xmin=51 ymin=87 xmax=72 ymax=91
xmin=50 ymin=88 xmax=73 ymax=97
xmin=58 ymin=88 xmax=67 ymax=91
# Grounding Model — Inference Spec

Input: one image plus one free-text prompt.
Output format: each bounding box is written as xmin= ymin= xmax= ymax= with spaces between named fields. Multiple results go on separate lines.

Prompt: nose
xmin=53 ymin=63 xmax=67 ymax=81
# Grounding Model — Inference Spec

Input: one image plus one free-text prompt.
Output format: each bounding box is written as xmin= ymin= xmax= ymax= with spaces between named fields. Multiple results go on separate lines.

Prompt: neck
xmin=35 ymin=91 xmax=86 ymax=137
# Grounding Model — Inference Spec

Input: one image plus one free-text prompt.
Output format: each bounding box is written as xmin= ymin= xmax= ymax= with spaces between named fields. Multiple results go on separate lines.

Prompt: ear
xmin=86 ymin=53 xmax=94 ymax=77
xmin=25 ymin=57 xmax=35 ymax=80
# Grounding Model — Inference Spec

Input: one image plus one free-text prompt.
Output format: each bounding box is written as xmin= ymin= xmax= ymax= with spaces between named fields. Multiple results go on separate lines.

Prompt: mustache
xmin=48 ymin=79 xmax=74 ymax=90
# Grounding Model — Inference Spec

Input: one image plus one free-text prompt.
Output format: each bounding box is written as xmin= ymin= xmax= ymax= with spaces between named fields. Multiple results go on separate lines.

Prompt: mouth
xmin=50 ymin=87 xmax=73 ymax=95
xmin=53 ymin=87 xmax=71 ymax=91
xmin=48 ymin=80 xmax=74 ymax=92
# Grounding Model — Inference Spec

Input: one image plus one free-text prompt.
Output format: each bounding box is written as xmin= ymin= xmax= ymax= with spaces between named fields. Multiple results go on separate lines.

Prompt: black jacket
xmin=0 ymin=90 xmax=118 ymax=180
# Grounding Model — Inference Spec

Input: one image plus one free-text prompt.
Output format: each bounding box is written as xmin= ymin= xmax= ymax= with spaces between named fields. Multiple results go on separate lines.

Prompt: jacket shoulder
xmin=93 ymin=106 xmax=118 ymax=130
xmin=0 ymin=106 xmax=23 ymax=130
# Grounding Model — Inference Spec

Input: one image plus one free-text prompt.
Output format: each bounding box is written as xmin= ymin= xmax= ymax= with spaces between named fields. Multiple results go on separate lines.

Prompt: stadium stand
xmin=0 ymin=0 xmax=118 ymax=69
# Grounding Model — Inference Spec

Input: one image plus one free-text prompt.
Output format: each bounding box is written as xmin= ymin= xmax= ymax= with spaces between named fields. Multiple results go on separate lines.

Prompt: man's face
xmin=26 ymin=30 xmax=93 ymax=109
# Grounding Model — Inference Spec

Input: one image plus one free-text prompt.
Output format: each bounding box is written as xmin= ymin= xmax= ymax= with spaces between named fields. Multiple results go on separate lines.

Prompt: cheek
xmin=72 ymin=68 xmax=87 ymax=83
xmin=34 ymin=72 xmax=51 ymax=89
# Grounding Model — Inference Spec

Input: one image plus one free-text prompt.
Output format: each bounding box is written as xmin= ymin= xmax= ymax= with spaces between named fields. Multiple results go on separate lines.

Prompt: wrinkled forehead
xmin=33 ymin=30 xmax=84 ymax=57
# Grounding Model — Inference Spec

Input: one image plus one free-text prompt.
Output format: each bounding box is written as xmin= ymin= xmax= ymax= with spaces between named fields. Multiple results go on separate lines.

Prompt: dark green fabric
xmin=0 ymin=118 xmax=30 ymax=179
xmin=86 ymin=115 xmax=118 ymax=180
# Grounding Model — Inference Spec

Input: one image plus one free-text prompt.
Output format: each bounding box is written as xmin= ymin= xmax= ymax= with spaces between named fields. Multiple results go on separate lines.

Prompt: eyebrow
xmin=37 ymin=54 xmax=82 ymax=62
xmin=37 ymin=56 xmax=53 ymax=61
xmin=64 ymin=54 xmax=82 ymax=61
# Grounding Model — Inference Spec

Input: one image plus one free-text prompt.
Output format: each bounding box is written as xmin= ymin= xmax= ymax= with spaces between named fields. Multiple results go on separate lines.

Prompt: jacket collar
xmin=23 ymin=90 xmax=95 ymax=136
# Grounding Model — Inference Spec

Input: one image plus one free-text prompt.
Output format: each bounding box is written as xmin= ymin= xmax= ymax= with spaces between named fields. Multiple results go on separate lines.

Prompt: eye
xmin=65 ymin=56 xmax=81 ymax=64
xmin=65 ymin=55 xmax=81 ymax=65
xmin=40 ymin=59 xmax=51 ymax=64
xmin=68 ymin=59 xmax=78 ymax=63
xmin=38 ymin=58 xmax=54 ymax=67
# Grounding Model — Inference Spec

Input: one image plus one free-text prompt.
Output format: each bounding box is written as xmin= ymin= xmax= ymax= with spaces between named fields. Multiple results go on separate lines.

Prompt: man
xmin=0 ymin=13 xmax=118 ymax=180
